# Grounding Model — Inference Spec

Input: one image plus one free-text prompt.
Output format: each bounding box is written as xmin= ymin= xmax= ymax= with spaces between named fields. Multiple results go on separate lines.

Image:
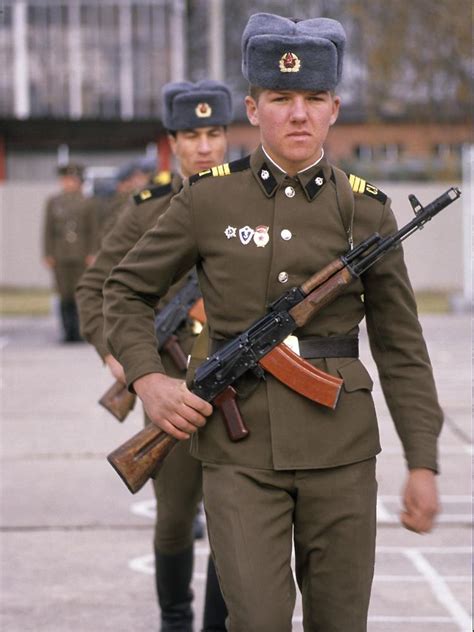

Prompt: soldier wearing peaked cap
xmin=76 ymin=80 xmax=232 ymax=632
xmin=103 ymin=14 xmax=442 ymax=631
xmin=43 ymin=163 xmax=98 ymax=342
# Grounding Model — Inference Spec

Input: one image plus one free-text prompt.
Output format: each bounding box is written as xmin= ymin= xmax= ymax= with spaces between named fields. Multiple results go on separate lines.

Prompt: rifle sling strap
xmin=332 ymin=166 xmax=355 ymax=250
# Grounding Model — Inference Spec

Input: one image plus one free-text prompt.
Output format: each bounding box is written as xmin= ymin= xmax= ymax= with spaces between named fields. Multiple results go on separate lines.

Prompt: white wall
xmin=0 ymin=182 xmax=57 ymax=288
xmin=379 ymin=181 xmax=463 ymax=292
xmin=0 ymin=180 xmax=464 ymax=292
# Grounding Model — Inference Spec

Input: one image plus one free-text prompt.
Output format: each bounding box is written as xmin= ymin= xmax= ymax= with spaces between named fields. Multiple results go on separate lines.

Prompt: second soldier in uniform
xmin=76 ymin=81 xmax=231 ymax=631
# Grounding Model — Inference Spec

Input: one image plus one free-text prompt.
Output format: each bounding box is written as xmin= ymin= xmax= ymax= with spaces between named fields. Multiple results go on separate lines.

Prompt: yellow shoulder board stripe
xmin=190 ymin=156 xmax=251 ymax=186
xmin=197 ymin=163 xmax=231 ymax=178
xmin=153 ymin=170 xmax=172 ymax=185
xmin=140 ymin=189 xmax=152 ymax=200
xmin=349 ymin=174 xmax=367 ymax=194
xmin=348 ymin=174 xmax=387 ymax=203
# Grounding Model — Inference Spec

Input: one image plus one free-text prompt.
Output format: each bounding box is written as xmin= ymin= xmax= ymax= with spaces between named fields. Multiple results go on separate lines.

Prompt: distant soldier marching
xmin=42 ymin=163 xmax=98 ymax=342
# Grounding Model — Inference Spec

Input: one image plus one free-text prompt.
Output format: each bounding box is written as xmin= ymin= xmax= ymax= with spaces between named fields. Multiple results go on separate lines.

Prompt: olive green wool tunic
xmin=103 ymin=146 xmax=443 ymax=473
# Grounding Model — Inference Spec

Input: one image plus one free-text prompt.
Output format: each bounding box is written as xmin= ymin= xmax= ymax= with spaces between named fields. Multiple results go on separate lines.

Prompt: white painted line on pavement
xmin=381 ymin=495 xmax=472 ymax=502
xmin=381 ymin=446 xmax=472 ymax=455
xmin=292 ymin=615 xmax=454 ymax=624
xmin=376 ymin=498 xmax=394 ymax=522
xmin=375 ymin=575 xmax=471 ymax=582
xmin=377 ymin=496 xmax=472 ymax=525
xmin=129 ymin=554 xmax=154 ymax=575
xmin=130 ymin=499 xmax=156 ymax=519
xmin=403 ymin=548 xmax=472 ymax=631
xmin=128 ymin=553 xmax=209 ymax=582
xmin=378 ymin=546 xmax=471 ymax=554
xmin=369 ymin=616 xmax=453 ymax=623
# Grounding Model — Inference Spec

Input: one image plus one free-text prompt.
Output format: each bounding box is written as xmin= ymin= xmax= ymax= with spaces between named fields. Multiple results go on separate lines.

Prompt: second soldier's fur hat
xmin=241 ymin=13 xmax=346 ymax=92
xmin=162 ymin=80 xmax=233 ymax=132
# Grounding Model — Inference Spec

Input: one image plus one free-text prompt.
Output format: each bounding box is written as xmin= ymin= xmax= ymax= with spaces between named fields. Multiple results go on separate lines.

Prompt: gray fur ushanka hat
xmin=162 ymin=80 xmax=233 ymax=131
xmin=241 ymin=13 xmax=346 ymax=92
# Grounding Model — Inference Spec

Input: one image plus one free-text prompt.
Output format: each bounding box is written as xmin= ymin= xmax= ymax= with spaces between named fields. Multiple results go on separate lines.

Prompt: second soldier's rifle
xmin=107 ymin=187 xmax=461 ymax=492
xmin=99 ymin=270 xmax=203 ymax=421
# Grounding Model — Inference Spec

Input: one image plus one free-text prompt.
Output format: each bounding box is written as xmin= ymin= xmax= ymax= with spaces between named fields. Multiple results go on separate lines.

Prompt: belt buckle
xmin=283 ymin=334 xmax=300 ymax=356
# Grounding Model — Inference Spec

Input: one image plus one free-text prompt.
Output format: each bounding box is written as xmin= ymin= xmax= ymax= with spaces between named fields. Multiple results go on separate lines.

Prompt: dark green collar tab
xmin=257 ymin=161 xmax=279 ymax=196
xmin=300 ymin=169 xmax=327 ymax=201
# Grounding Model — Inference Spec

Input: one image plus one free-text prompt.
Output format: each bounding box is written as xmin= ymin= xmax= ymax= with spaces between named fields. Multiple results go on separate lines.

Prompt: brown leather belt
xmin=211 ymin=335 xmax=358 ymax=359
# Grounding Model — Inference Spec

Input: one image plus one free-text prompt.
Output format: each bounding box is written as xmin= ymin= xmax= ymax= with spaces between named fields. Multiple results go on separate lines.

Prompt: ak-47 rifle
xmin=107 ymin=187 xmax=461 ymax=493
xmin=99 ymin=270 xmax=203 ymax=421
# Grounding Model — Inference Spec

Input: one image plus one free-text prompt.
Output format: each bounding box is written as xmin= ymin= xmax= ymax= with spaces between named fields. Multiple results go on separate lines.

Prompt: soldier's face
xmin=245 ymin=90 xmax=340 ymax=174
xmin=169 ymin=126 xmax=228 ymax=178
xmin=59 ymin=175 xmax=83 ymax=192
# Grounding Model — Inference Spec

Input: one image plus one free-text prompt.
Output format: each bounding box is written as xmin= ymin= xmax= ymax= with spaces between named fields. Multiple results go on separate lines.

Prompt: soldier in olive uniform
xmin=76 ymin=81 xmax=232 ymax=631
xmin=43 ymin=163 xmax=98 ymax=342
xmin=103 ymin=15 xmax=442 ymax=632
xmin=97 ymin=159 xmax=157 ymax=239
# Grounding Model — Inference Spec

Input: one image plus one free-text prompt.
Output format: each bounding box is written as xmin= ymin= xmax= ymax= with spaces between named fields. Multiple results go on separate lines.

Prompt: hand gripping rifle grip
xmin=107 ymin=425 xmax=178 ymax=494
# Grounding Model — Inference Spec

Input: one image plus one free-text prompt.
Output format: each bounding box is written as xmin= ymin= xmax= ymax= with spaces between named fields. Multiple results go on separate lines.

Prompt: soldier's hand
xmin=104 ymin=354 xmax=126 ymax=385
xmin=400 ymin=468 xmax=439 ymax=534
xmin=133 ymin=372 xmax=213 ymax=440
xmin=85 ymin=254 xmax=96 ymax=266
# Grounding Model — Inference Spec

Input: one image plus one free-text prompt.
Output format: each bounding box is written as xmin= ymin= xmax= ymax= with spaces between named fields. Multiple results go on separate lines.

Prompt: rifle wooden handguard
xmin=259 ymin=344 xmax=342 ymax=409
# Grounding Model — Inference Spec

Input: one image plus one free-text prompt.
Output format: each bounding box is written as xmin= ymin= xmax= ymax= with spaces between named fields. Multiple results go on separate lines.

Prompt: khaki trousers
xmin=152 ymin=437 xmax=203 ymax=553
xmin=148 ymin=344 xmax=203 ymax=554
xmin=202 ymin=458 xmax=377 ymax=632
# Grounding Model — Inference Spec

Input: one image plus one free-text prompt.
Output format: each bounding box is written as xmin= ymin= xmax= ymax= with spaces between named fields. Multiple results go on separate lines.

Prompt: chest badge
xmin=224 ymin=225 xmax=237 ymax=239
xmin=239 ymin=225 xmax=255 ymax=245
xmin=253 ymin=225 xmax=270 ymax=248
xmin=279 ymin=52 xmax=301 ymax=73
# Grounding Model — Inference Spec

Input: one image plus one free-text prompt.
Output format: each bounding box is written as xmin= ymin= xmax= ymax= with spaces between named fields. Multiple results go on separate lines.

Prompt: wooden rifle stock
xmin=98 ymin=381 xmax=136 ymax=422
xmin=108 ymin=425 xmax=178 ymax=493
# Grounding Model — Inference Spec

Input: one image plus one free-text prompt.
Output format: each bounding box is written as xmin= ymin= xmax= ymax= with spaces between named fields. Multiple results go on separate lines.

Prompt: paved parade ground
xmin=1 ymin=312 xmax=472 ymax=631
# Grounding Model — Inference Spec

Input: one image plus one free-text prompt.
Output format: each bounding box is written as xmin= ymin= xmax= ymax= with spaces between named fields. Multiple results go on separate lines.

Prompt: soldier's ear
xmin=168 ymin=133 xmax=178 ymax=157
xmin=329 ymin=95 xmax=341 ymax=126
xmin=244 ymin=95 xmax=259 ymax=127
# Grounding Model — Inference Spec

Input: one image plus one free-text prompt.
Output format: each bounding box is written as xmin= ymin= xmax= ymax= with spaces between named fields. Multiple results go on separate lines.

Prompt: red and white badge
xmin=253 ymin=225 xmax=270 ymax=248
